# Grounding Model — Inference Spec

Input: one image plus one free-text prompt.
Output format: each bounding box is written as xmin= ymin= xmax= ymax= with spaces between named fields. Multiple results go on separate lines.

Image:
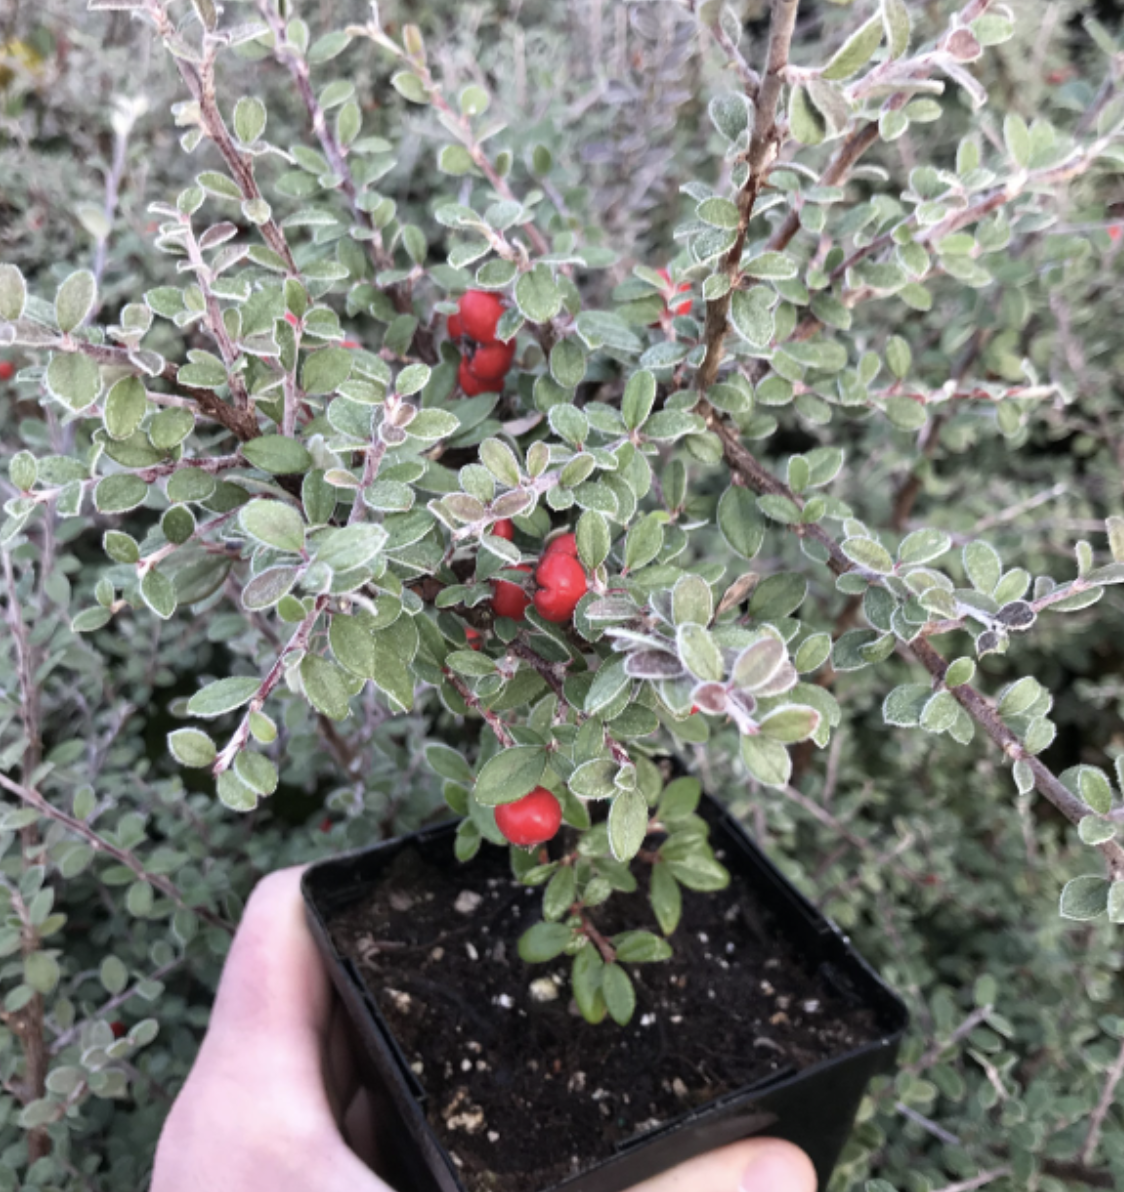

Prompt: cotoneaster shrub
xmin=3 ymin=1 xmax=1124 ymax=1189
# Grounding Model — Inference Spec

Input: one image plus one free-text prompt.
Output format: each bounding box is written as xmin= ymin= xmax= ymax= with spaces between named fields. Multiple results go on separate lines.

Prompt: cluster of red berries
xmin=496 ymin=785 xmax=563 ymax=848
xmin=489 ymin=526 xmax=587 ymax=625
xmin=448 ymin=290 xmax=515 ymax=396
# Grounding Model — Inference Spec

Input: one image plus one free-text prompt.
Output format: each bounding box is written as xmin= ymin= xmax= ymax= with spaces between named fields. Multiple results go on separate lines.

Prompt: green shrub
xmin=2 ymin=0 xmax=1124 ymax=1188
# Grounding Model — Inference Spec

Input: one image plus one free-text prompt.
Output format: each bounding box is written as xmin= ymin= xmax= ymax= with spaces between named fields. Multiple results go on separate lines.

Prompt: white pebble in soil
xmin=494 ymin=993 xmax=514 ymax=1009
xmin=386 ymin=989 xmax=412 ymax=1014
xmin=454 ymin=890 xmax=483 ymax=915
xmin=530 ymin=977 xmax=560 ymax=1003
xmin=465 ymin=942 xmax=479 ymax=961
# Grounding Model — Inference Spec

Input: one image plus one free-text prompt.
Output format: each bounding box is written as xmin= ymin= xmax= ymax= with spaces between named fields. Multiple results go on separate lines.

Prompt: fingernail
xmin=739 ymin=1142 xmax=813 ymax=1192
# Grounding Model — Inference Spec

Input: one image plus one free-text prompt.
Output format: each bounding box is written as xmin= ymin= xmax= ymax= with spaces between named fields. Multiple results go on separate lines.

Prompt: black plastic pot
xmin=302 ymin=795 xmax=909 ymax=1192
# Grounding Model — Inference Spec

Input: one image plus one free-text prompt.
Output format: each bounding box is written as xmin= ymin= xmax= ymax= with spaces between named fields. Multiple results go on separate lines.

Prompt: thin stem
xmin=509 ymin=639 xmax=631 ymax=766
xmin=442 ymin=668 xmax=517 ymax=749
xmin=930 ymin=1169 xmax=1012 ymax=1192
xmin=1081 ymin=1034 xmax=1124 ymax=1167
xmin=0 ymin=772 xmax=233 ymax=934
xmin=50 ymin=959 xmax=184 ymax=1055
xmin=907 ymin=1005 xmax=993 ymax=1074
xmin=699 ymin=401 xmax=1124 ymax=881
xmin=142 ymin=0 xmax=296 ymax=274
xmin=89 ymin=99 xmax=141 ymax=309
xmin=1 ymin=549 xmax=48 ymax=1160
xmin=697 ymin=0 xmax=800 ymax=395
xmin=214 ymin=596 xmax=328 ymax=774
xmin=580 ymin=912 xmax=617 ymax=964
xmin=54 ymin=338 xmax=259 ymax=442
xmin=348 ymin=438 xmax=388 ymax=525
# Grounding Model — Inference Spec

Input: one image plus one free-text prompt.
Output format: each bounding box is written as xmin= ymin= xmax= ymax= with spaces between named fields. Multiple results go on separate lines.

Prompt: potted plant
xmin=302 ymin=783 xmax=908 ymax=1192
xmin=2 ymin=0 xmax=1124 ymax=1186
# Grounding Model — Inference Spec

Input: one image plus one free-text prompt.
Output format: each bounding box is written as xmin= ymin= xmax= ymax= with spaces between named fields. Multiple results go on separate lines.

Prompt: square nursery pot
xmin=302 ymin=795 xmax=908 ymax=1192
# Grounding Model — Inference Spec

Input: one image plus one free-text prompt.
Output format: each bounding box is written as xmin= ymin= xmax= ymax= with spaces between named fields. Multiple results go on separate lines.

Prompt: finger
xmin=195 ymin=867 xmax=330 ymax=1084
xmin=627 ymin=1138 xmax=816 ymax=1192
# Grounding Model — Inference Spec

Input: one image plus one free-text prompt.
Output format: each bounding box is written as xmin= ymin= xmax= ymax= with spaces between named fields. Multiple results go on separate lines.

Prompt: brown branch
xmin=930 ymin=1169 xmax=1012 ymax=1192
xmin=50 ymin=959 xmax=184 ymax=1055
xmin=510 ymin=640 xmax=632 ymax=766
xmin=687 ymin=0 xmax=761 ymax=96
xmin=891 ymin=333 xmax=986 ymax=530
xmin=910 ymin=637 xmax=1124 ymax=879
xmin=1081 ymin=1033 xmax=1124 ymax=1167
xmin=348 ymin=438 xmax=388 ymax=525
xmin=697 ymin=0 xmax=800 ymax=395
xmin=214 ymin=596 xmax=327 ymax=775
xmin=251 ymin=1 xmax=437 ymax=363
xmin=700 ymin=401 xmax=1124 ymax=882
xmin=0 ymin=772 xmax=234 ymax=935
xmin=180 ymin=218 xmax=252 ymax=411
xmin=580 ymin=912 xmax=617 ymax=964
xmin=1 ymin=550 xmax=48 ymax=1161
xmin=65 ymin=339 xmax=259 ymax=441
xmin=442 ymin=668 xmax=517 ymax=749
xmin=906 ymin=1005 xmax=993 ymax=1074
xmin=767 ymin=122 xmax=881 ymax=254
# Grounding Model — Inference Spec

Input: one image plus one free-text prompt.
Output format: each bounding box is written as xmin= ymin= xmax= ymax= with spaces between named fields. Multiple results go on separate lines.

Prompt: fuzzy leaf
xmin=188 ymin=676 xmax=261 ymax=718
xmin=474 ymin=746 xmax=547 ymax=807
xmin=608 ymin=788 xmax=648 ymax=863
xmin=1059 ymin=876 xmax=1108 ymax=921
xmin=55 ymin=270 xmax=97 ymax=333
xmin=240 ymin=500 xmax=305 ymax=554
xmin=740 ymin=734 xmax=792 ymax=787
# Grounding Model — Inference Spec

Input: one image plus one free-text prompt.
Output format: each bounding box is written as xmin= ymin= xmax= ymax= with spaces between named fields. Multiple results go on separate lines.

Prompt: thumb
xmin=628 ymin=1138 xmax=817 ymax=1192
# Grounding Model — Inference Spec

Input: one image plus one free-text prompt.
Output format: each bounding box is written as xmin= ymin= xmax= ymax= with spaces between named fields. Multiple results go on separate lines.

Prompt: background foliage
xmin=3 ymin=0 xmax=1124 ymax=1190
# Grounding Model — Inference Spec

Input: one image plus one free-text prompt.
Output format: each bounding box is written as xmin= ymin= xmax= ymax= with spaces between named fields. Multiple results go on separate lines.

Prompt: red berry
xmin=690 ymin=705 xmax=700 ymax=715
xmin=1110 ymin=225 xmax=1122 ymax=244
xmin=284 ymin=311 xmax=300 ymax=327
xmin=110 ymin=1021 xmax=127 ymax=1040
xmin=533 ymin=551 xmax=587 ymax=623
xmin=543 ymin=531 xmax=577 ymax=558
xmin=491 ymin=563 xmax=533 ymax=621
xmin=340 ymin=339 xmax=361 ymax=349
xmin=495 ymin=786 xmax=563 ymax=848
xmin=468 ymin=339 xmax=516 ymax=382
xmin=0 ymin=361 xmax=13 ymax=382
xmin=447 ymin=310 xmax=465 ymax=339
xmin=465 ymin=626 xmax=483 ymax=651
xmin=458 ymin=290 xmax=505 ymax=344
xmin=458 ymin=357 xmax=495 ymax=397
xmin=319 ymin=816 xmax=332 ymax=833
xmin=493 ymin=519 xmax=515 ymax=541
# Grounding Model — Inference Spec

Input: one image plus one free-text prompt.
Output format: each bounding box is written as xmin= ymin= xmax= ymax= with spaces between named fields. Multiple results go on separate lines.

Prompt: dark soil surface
xmin=329 ymin=832 xmax=882 ymax=1192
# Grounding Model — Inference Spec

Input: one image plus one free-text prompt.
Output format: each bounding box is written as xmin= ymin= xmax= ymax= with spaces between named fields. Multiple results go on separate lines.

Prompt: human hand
xmin=152 ymin=868 xmax=816 ymax=1192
